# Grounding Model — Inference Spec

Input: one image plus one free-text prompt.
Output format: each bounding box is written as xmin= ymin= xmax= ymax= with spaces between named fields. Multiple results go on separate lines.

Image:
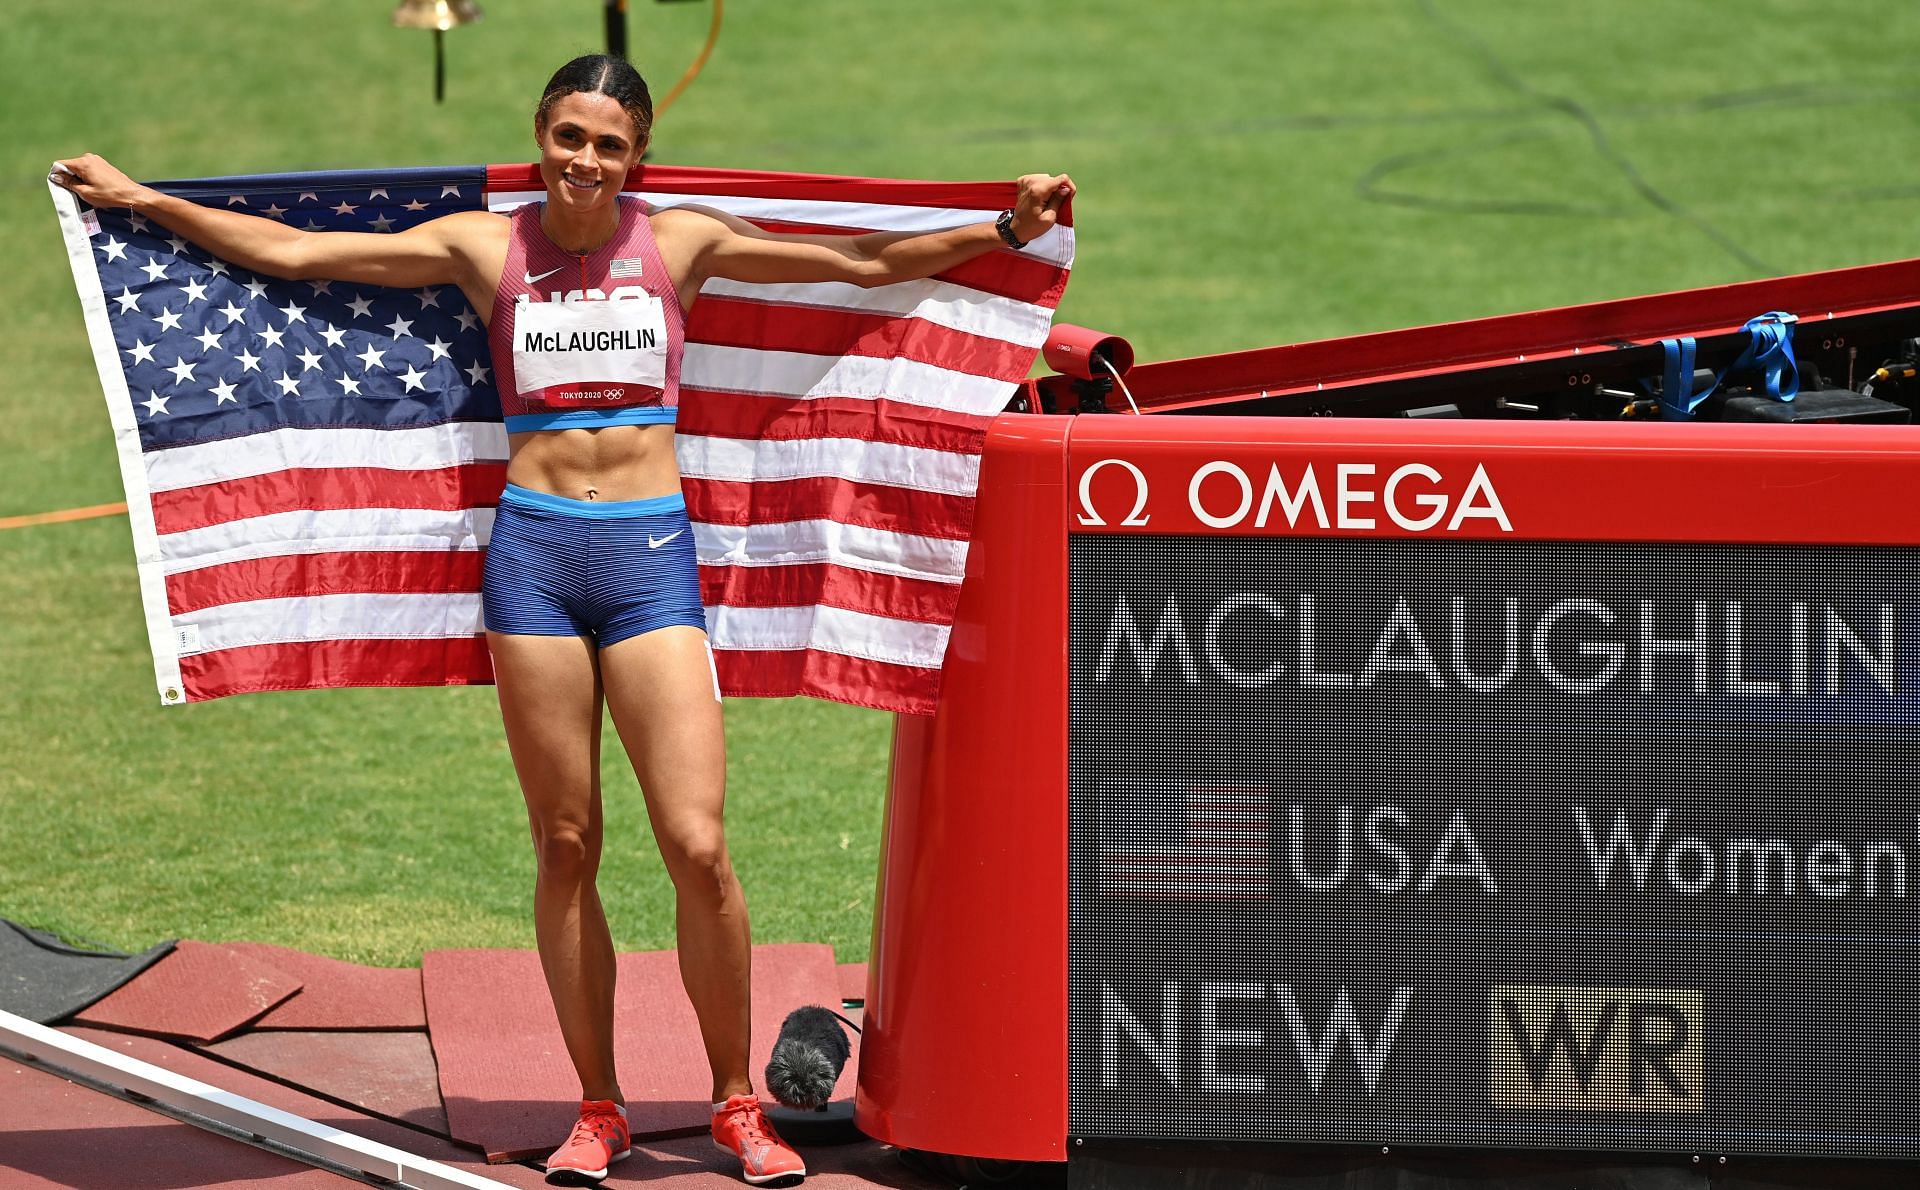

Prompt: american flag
xmin=51 ymin=163 xmax=1073 ymax=713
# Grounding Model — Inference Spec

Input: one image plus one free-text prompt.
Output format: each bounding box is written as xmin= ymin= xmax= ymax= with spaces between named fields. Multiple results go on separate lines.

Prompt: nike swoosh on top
xmin=524 ymin=266 xmax=564 ymax=285
xmin=648 ymin=530 xmax=684 ymax=549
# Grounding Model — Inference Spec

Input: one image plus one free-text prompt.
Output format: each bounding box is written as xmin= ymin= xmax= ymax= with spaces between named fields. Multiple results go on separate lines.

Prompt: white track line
xmin=0 ymin=1009 xmax=517 ymax=1190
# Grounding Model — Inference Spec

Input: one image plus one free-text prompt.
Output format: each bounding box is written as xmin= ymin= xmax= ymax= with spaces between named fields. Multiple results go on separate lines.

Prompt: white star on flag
xmin=297 ymin=192 xmax=319 ymax=204
xmin=398 ymin=365 xmax=428 ymax=392
xmin=244 ymin=279 xmax=270 ymax=301
xmin=258 ymin=325 xmax=287 ymax=349
xmin=114 ymin=288 xmax=141 ymax=314
xmin=386 ymin=315 xmax=414 ymax=338
xmin=182 ymin=278 xmax=209 ymax=304
xmin=273 ymin=373 xmax=301 ymax=397
xmin=320 ymin=326 xmax=348 ymax=348
xmin=340 ymin=375 xmax=364 ymax=396
xmin=166 ymin=358 xmax=197 ymax=384
xmin=416 ymin=287 xmax=442 ymax=309
xmin=346 ymin=295 xmax=375 ymax=318
xmin=154 ymin=308 xmax=184 ymax=332
xmin=296 ymin=348 xmax=324 ymax=372
xmin=369 ymin=214 xmax=396 ymax=232
xmin=332 ymin=201 xmax=359 ymax=215
xmin=464 ymin=360 xmax=491 ymax=385
xmin=128 ymin=213 xmax=149 ymax=232
xmin=356 ymin=344 xmax=386 ymax=371
xmin=440 ymin=185 xmax=462 ymax=198
xmin=139 ymin=259 xmax=169 ymax=283
xmin=166 ymin=235 xmax=188 ymax=254
xmin=126 ymin=341 xmax=156 ymax=364
xmin=306 ymin=280 xmax=333 ymax=296
xmin=211 ymin=379 xmax=239 ymax=404
xmin=263 ymin=203 xmax=288 ymax=219
xmin=425 ymin=337 xmax=452 ymax=361
xmin=455 ymin=310 xmax=479 ymax=332
xmin=403 ymin=198 xmax=428 ymax=211
xmin=235 ymin=348 xmax=262 ymax=372
xmin=101 ymin=237 xmax=129 ymax=262
xmin=368 ymin=188 xmax=389 ymax=200
xmin=194 ymin=328 xmax=222 ymax=352
xmin=207 ymin=259 xmax=229 ymax=277
xmin=218 ymin=302 xmax=247 ymax=326
xmin=279 ymin=302 xmax=308 ymax=325
xmin=141 ymin=392 xmax=170 ymax=417
xmin=226 ymin=194 xmax=248 ymax=206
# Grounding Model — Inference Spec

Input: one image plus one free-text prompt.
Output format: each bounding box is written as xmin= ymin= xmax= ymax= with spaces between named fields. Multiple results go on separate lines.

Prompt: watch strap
xmin=994 ymin=208 xmax=1028 ymax=250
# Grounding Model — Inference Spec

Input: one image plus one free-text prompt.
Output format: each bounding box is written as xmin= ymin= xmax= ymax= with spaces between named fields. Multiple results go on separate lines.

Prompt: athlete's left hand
xmin=1011 ymin=173 xmax=1075 ymax=244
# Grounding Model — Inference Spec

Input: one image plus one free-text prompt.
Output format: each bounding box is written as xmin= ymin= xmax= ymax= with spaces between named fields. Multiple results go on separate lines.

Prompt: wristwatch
xmin=995 ymin=208 xmax=1029 ymax=250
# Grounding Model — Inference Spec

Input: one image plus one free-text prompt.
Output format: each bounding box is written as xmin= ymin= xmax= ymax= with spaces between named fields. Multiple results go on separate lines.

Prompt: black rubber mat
xmin=0 ymin=918 xmax=174 ymax=1024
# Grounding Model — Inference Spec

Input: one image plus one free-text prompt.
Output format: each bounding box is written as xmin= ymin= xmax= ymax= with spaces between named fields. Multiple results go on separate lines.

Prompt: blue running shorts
xmin=483 ymin=483 xmax=708 ymax=648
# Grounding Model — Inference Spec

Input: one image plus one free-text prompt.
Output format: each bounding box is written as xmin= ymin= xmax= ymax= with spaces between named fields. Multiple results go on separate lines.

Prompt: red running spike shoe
xmin=711 ymin=1093 xmax=806 ymax=1186
xmin=544 ymin=1099 xmax=631 ymax=1186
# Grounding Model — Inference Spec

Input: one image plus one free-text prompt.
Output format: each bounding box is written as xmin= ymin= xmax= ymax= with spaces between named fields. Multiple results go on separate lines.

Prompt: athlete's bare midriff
xmin=505 ymin=423 xmax=681 ymax=502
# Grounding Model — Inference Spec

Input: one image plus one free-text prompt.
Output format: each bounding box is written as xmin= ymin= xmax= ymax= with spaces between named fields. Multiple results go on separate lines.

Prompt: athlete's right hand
xmin=51 ymin=154 xmax=150 ymax=210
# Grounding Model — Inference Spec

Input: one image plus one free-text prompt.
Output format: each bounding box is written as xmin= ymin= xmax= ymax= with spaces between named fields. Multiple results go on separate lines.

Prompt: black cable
xmin=1357 ymin=126 xmax=1637 ymax=218
xmin=1411 ymin=0 xmax=1775 ymax=274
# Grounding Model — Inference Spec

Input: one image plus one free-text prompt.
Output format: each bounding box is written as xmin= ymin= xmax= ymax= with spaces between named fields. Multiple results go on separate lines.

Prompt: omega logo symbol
xmin=1076 ymin=458 xmax=1152 ymax=527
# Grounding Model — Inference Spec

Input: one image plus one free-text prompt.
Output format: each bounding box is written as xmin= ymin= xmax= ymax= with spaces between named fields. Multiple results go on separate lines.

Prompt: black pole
xmin=605 ymin=0 xmax=628 ymax=60
xmin=434 ymin=28 xmax=446 ymax=102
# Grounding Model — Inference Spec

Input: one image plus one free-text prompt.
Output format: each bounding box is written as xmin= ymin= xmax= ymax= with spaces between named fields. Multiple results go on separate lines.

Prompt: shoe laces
xmin=570 ymin=1110 xmax=623 ymax=1147
xmin=722 ymin=1098 xmax=773 ymax=1145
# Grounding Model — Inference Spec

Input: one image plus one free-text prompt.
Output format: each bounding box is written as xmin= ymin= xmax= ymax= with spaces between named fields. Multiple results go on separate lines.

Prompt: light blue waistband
xmin=505 ymin=405 xmax=678 ymax=433
xmin=499 ymin=483 xmax=686 ymax=518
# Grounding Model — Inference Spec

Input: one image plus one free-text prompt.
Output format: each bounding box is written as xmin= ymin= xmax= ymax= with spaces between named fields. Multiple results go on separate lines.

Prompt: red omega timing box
xmin=854 ymin=259 xmax=1920 ymax=1172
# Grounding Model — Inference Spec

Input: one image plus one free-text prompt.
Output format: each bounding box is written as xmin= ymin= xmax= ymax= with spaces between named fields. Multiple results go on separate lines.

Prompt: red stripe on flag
xmin=167 ymin=551 xmax=486 ymax=616
xmin=687 ymin=296 xmax=1035 ymax=381
xmin=676 ymin=393 xmax=989 ymax=452
xmin=685 ymin=476 xmax=976 ymax=540
xmin=179 ymin=636 xmax=495 ymax=701
xmin=709 ymin=645 xmax=938 ymax=715
xmin=152 ymin=464 xmax=508 ymax=535
xmin=699 ymin=562 xmax=962 ymax=625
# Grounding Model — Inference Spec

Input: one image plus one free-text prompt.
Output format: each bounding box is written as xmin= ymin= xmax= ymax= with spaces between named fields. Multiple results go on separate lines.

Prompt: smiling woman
xmin=52 ymin=50 xmax=1074 ymax=1190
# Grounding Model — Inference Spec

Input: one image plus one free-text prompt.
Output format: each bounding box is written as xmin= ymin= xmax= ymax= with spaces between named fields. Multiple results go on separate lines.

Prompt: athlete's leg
xmin=490 ymin=629 xmax=623 ymax=1104
xmin=600 ymin=625 xmax=751 ymax=1101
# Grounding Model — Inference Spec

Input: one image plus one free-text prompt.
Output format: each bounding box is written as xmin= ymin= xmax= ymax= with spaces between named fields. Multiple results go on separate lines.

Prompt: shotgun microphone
xmin=765 ymin=1005 xmax=854 ymax=1111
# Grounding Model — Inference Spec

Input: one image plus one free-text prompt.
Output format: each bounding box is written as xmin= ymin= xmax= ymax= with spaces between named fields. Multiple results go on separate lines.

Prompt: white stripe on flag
xmin=693 ymin=519 xmax=967 ymax=584
xmin=487 ymin=190 xmax=1077 ymax=268
xmin=50 ymin=178 xmax=185 ymax=703
xmin=705 ymin=603 xmax=951 ymax=670
xmin=161 ymin=507 xmax=494 ymax=575
xmin=677 ymin=434 xmax=981 ymax=495
xmin=145 ymin=423 xmax=509 ymax=492
xmin=173 ymin=592 xmax=483 ymax=653
xmin=683 ymin=344 xmax=1014 ymax=412
xmin=698 ymin=276 xmax=1055 ymax=348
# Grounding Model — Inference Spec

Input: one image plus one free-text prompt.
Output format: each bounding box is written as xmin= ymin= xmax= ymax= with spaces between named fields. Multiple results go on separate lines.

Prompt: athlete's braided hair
xmin=536 ymin=55 xmax=654 ymax=144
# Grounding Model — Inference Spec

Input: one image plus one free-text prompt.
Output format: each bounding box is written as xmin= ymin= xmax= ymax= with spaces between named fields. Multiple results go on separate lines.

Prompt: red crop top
xmin=488 ymin=195 xmax=686 ymax=432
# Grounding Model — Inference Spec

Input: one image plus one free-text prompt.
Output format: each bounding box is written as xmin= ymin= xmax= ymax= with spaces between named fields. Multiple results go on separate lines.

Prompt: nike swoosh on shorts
xmin=648 ymin=530 xmax=684 ymax=549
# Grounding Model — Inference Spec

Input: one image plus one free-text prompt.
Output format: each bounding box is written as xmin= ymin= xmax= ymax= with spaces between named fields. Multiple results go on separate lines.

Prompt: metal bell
xmin=391 ymin=0 xmax=483 ymax=32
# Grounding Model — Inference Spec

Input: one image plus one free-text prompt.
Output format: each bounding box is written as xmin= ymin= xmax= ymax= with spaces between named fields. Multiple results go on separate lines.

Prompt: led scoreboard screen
xmin=1065 ymin=430 xmax=1920 ymax=1159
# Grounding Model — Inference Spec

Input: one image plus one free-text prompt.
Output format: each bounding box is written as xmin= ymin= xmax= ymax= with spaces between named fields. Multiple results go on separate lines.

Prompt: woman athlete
xmin=56 ymin=54 xmax=1071 ymax=1188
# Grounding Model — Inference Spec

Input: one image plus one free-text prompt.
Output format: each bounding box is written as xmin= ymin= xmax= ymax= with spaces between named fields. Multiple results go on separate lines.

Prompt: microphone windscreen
xmin=765 ymin=1005 xmax=852 ymax=1111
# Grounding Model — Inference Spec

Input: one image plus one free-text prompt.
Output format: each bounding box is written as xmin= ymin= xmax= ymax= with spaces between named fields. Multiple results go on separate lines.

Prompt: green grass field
xmin=4 ymin=0 xmax=1919 ymax=966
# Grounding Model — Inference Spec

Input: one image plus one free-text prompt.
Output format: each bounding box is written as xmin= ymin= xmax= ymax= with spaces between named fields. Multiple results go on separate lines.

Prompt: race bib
xmin=513 ymin=293 xmax=668 ymax=408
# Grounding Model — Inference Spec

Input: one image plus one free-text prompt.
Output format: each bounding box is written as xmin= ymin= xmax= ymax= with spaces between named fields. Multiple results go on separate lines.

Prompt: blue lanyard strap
xmin=1657 ymin=311 xmax=1799 ymax=420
